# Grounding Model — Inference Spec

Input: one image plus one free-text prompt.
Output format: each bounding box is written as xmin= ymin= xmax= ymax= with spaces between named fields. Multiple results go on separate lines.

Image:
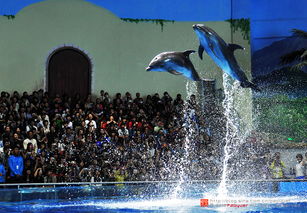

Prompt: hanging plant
xmin=3 ymin=15 xmax=15 ymax=20
xmin=226 ymin=18 xmax=250 ymax=42
xmin=121 ymin=18 xmax=174 ymax=32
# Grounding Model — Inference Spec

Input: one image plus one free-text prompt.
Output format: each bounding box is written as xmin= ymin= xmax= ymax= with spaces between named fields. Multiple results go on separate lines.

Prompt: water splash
xmin=217 ymin=74 xmax=235 ymax=196
xmin=217 ymin=73 xmax=251 ymax=196
xmin=186 ymin=81 xmax=197 ymax=98
xmin=171 ymin=81 xmax=198 ymax=198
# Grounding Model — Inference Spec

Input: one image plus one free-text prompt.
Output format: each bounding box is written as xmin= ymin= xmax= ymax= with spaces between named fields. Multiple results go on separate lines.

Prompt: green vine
xmin=226 ymin=18 xmax=250 ymax=42
xmin=3 ymin=15 xmax=15 ymax=20
xmin=121 ymin=18 xmax=174 ymax=32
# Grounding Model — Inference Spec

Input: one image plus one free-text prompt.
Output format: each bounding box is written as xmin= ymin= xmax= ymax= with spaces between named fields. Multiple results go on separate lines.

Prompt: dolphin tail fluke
xmin=240 ymin=81 xmax=261 ymax=92
xmin=188 ymin=70 xmax=202 ymax=81
xmin=194 ymin=76 xmax=202 ymax=81
xmin=193 ymin=67 xmax=202 ymax=81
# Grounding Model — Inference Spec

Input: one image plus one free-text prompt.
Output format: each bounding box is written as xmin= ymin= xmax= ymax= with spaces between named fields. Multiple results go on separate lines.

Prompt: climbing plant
xmin=2 ymin=15 xmax=15 ymax=19
xmin=121 ymin=18 xmax=174 ymax=32
xmin=226 ymin=18 xmax=250 ymax=42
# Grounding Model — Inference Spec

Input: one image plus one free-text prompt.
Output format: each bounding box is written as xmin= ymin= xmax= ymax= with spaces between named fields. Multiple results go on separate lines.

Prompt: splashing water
xmin=217 ymin=74 xmax=237 ymax=196
xmin=171 ymin=81 xmax=198 ymax=198
xmin=217 ymin=73 xmax=253 ymax=196
xmin=186 ymin=81 xmax=198 ymax=98
xmin=172 ymin=77 xmax=256 ymax=198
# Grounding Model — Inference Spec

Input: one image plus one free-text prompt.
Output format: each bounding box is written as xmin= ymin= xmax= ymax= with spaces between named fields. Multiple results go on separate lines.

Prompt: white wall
xmin=0 ymin=0 xmax=252 ymax=98
xmin=0 ymin=0 xmax=253 ymax=128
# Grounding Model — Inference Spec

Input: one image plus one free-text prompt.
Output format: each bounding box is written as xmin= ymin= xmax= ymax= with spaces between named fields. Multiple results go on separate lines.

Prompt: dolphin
xmin=146 ymin=50 xmax=201 ymax=81
xmin=193 ymin=24 xmax=260 ymax=91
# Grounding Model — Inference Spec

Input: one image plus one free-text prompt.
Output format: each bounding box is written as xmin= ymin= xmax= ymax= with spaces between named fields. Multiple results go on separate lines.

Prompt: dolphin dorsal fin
xmin=198 ymin=45 xmax=204 ymax=60
xmin=228 ymin=43 xmax=244 ymax=52
xmin=183 ymin=50 xmax=196 ymax=58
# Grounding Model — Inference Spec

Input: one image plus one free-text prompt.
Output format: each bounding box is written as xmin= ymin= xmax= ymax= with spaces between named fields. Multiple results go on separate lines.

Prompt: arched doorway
xmin=47 ymin=47 xmax=91 ymax=99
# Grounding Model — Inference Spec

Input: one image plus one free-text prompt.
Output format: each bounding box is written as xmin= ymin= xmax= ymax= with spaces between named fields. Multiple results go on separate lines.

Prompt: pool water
xmin=1 ymin=197 xmax=307 ymax=213
xmin=0 ymin=182 xmax=306 ymax=212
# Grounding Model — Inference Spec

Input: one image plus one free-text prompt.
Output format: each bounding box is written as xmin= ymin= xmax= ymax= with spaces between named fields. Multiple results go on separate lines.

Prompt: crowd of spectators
xmin=0 ymin=90 xmax=215 ymax=183
xmin=1 ymin=90 xmax=302 ymax=184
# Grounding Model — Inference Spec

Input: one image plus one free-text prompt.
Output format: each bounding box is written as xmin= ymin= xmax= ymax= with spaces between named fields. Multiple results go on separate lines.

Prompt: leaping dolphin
xmin=193 ymin=24 xmax=260 ymax=91
xmin=146 ymin=50 xmax=201 ymax=81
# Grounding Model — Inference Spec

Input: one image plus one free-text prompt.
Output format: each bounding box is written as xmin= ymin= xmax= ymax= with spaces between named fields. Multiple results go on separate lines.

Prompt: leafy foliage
xmin=291 ymin=29 xmax=307 ymax=39
xmin=226 ymin=18 xmax=250 ymax=42
xmin=280 ymin=29 xmax=307 ymax=71
xmin=2 ymin=15 xmax=15 ymax=19
xmin=120 ymin=18 xmax=174 ymax=32
xmin=254 ymin=95 xmax=307 ymax=141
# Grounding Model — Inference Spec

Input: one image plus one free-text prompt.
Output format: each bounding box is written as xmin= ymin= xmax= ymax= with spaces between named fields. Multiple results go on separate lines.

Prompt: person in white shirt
xmin=38 ymin=114 xmax=50 ymax=128
xmin=295 ymin=154 xmax=305 ymax=179
xmin=23 ymin=131 xmax=38 ymax=153
xmin=26 ymin=119 xmax=38 ymax=133
xmin=118 ymin=124 xmax=129 ymax=138
xmin=85 ymin=113 xmax=97 ymax=129
xmin=42 ymin=120 xmax=50 ymax=134
xmin=66 ymin=116 xmax=73 ymax=129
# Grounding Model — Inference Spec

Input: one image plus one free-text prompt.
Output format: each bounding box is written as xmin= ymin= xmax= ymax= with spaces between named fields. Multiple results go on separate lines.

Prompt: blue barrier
xmin=279 ymin=181 xmax=307 ymax=192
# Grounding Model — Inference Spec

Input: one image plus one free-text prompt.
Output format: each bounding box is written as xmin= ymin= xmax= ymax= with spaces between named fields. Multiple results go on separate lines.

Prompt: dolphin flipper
xmin=228 ymin=43 xmax=245 ymax=52
xmin=183 ymin=50 xmax=196 ymax=57
xmin=198 ymin=45 xmax=204 ymax=60
xmin=169 ymin=70 xmax=182 ymax=75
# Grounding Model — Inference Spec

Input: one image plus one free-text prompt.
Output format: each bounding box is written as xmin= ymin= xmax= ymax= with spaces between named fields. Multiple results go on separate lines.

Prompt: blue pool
xmin=0 ymin=181 xmax=306 ymax=212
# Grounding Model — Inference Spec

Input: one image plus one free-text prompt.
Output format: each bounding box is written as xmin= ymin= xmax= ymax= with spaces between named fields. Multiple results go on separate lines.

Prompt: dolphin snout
xmin=193 ymin=24 xmax=202 ymax=29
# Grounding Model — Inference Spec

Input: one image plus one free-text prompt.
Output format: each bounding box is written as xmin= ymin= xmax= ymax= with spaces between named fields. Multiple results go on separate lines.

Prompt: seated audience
xmin=0 ymin=89 xmax=268 ymax=183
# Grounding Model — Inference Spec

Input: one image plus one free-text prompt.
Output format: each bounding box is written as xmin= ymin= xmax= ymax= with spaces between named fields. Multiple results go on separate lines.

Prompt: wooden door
xmin=48 ymin=48 xmax=91 ymax=99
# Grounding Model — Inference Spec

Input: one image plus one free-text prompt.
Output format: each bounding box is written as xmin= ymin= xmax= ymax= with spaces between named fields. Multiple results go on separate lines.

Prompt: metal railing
xmin=0 ymin=179 xmax=305 ymax=203
xmin=1 ymin=178 xmax=306 ymax=188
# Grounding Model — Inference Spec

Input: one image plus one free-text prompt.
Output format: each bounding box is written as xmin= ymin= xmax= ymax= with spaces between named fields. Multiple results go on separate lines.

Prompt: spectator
xmin=114 ymin=167 xmax=128 ymax=184
xmin=0 ymin=89 xmax=258 ymax=183
xmin=85 ymin=113 xmax=97 ymax=129
xmin=23 ymin=131 xmax=38 ymax=153
xmin=270 ymin=152 xmax=286 ymax=179
xmin=295 ymin=154 xmax=305 ymax=179
xmin=118 ymin=124 xmax=129 ymax=146
xmin=0 ymin=158 xmax=6 ymax=183
xmin=107 ymin=116 xmax=117 ymax=127
xmin=8 ymin=147 xmax=24 ymax=182
xmin=2 ymin=126 xmax=12 ymax=142
xmin=10 ymin=132 xmax=23 ymax=149
xmin=42 ymin=120 xmax=50 ymax=134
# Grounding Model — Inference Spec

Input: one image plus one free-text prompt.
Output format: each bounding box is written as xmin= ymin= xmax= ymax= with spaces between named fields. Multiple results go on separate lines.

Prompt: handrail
xmin=1 ymin=179 xmax=306 ymax=187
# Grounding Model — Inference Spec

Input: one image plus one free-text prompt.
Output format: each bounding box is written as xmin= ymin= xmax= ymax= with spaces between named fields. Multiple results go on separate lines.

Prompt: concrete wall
xmin=0 ymin=0 xmax=252 ymax=99
xmin=0 ymin=0 xmax=254 ymax=129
